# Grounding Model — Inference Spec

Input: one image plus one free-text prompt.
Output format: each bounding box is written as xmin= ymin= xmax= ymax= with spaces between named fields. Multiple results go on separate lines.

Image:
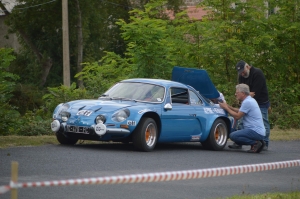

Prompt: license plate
xmin=67 ymin=125 xmax=89 ymax=134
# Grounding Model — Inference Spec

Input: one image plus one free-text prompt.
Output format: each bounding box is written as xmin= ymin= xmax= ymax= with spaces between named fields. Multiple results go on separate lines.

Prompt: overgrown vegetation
xmin=0 ymin=48 xmax=20 ymax=135
xmin=1 ymin=0 xmax=300 ymax=136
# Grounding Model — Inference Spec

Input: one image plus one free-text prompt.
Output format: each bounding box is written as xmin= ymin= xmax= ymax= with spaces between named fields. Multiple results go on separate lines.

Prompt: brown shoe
xmin=247 ymin=141 xmax=263 ymax=153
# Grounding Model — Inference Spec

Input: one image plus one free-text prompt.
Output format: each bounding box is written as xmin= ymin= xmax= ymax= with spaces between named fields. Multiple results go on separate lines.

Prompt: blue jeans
xmin=230 ymin=128 xmax=264 ymax=146
xmin=260 ymin=107 xmax=270 ymax=147
xmin=235 ymin=107 xmax=270 ymax=147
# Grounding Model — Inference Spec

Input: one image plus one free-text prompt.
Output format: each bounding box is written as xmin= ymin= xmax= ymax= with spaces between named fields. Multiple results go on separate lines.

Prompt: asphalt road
xmin=1 ymin=141 xmax=300 ymax=199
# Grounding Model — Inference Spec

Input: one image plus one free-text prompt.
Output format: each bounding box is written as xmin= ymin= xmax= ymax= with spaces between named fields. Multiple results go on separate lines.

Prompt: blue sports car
xmin=51 ymin=67 xmax=232 ymax=151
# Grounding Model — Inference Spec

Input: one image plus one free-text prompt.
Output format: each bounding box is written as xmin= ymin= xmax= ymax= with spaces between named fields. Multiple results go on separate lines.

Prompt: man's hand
xmin=219 ymin=101 xmax=244 ymax=120
xmin=218 ymin=101 xmax=228 ymax=110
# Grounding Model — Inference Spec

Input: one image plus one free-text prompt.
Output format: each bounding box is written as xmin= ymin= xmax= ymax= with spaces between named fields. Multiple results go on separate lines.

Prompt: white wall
xmin=0 ymin=16 xmax=20 ymax=51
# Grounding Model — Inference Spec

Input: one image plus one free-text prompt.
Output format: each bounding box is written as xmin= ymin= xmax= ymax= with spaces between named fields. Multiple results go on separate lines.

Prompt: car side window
xmin=189 ymin=90 xmax=203 ymax=105
xmin=170 ymin=87 xmax=189 ymax=104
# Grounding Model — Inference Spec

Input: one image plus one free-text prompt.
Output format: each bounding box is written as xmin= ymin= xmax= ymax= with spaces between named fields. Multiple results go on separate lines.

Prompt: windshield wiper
xmin=111 ymin=97 xmax=132 ymax=101
xmin=98 ymin=94 xmax=113 ymax=100
xmin=112 ymin=97 xmax=140 ymax=102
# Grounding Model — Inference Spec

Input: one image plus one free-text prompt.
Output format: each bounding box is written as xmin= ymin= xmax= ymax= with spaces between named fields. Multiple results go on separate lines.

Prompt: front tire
xmin=201 ymin=119 xmax=228 ymax=150
xmin=56 ymin=132 xmax=78 ymax=145
xmin=132 ymin=118 xmax=158 ymax=152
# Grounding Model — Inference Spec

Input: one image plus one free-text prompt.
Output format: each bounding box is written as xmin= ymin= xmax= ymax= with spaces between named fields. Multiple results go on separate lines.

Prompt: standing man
xmin=219 ymin=84 xmax=266 ymax=153
xmin=235 ymin=60 xmax=270 ymax=150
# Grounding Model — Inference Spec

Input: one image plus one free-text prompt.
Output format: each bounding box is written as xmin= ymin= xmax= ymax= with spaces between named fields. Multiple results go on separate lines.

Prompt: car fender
xmin=124 ymin=106 xmax=162 ymax=133
xmin=52 ymin=103 xmax=64 ymax=117
xmin=199 ymin=115 xmax=231 ymax=142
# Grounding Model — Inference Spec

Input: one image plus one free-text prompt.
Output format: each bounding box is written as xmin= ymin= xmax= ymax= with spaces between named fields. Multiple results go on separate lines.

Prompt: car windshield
xmin=202 ymin=95 xmax=215 ymax=105
xmin=100 ymin=82 xmax=165 ymax=103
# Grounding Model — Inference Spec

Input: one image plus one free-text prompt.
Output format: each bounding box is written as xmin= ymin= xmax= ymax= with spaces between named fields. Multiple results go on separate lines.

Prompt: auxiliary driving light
xmin=60 ymin=112 xmax=70 ymax=122
xmin=95 ymin=115 xmax=106 ymax=124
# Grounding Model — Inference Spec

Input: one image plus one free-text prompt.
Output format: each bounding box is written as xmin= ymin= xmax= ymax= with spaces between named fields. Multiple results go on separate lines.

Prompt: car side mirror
xmin=164 ymin=103 xmax=172 ymax=110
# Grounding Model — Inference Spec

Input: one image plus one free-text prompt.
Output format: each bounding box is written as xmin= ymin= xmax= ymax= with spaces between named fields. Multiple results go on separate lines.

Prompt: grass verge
xmin=269 ymin=127 xmax=300 ymax=141
xmin=0 ymin=135 xmax=58 ymax=149
xmin=223 ymin=191 xmax=300 ymax=199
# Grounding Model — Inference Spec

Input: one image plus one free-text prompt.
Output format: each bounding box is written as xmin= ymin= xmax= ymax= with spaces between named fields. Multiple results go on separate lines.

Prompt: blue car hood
xmin=67 ymin=99 xmax=133 ymax=113
xmin=171 ymin=66 xmax=219 ymax=99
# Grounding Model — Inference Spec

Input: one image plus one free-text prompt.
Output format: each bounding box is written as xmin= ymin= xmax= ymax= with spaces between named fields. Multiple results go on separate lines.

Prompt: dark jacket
xmin=238 ymin=66 xmax=269 ymax=105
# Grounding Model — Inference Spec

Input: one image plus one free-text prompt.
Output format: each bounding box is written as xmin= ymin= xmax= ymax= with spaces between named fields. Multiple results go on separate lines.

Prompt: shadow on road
xmin=56 ymin=141 xmax=244 ymax=153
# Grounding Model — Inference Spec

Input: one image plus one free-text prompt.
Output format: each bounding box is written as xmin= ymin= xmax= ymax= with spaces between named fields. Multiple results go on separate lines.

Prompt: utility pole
xmin=62 ymin=0 xmax=70 ymax=87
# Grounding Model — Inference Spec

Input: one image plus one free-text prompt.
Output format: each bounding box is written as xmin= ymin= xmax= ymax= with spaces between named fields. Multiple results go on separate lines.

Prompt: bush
xmin=76 ymin=52 xmax=132 ymax=98
xmin=10 ymin=84 xmax=45 ymax=115
xmin=43 ymin=82 xmax=93 ymax=118
xmin=15 ymin=111 xmax=52 ymax=136
xmin=268 ymin=82 xmax=300 ymax=129
xmin=0 ymin=103 xmax=21 ymax=135
xmin=0 ymin=48 xmax=20 ymax=135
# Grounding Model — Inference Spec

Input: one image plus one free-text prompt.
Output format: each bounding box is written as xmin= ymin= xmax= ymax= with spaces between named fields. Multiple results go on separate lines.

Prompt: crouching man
xmin=218 ymin=84 xmax=265 ymax=153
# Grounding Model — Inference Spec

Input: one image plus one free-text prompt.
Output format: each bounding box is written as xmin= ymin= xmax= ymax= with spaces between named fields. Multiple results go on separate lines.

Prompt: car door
xmin=188 ymin=90 xmax=207 ymax=137
xmin=160 ymin=87 xmax=201 ymax=141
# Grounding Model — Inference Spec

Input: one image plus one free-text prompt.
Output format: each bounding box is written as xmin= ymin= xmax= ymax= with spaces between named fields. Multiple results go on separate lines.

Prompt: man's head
xmin=235 ymin=84 xmax=250 ymax=101
xmin=236 ymin=60 xmax=251 ymax=78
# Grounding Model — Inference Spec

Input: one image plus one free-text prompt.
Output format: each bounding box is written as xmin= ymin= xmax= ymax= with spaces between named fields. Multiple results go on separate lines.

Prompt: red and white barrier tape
xmin=1 ymin=159 xmax=299 ymax=195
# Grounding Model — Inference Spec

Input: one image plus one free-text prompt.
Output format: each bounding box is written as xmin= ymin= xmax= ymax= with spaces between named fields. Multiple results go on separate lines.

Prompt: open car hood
xmin=171 ymin=66 xmax=219 ymax=99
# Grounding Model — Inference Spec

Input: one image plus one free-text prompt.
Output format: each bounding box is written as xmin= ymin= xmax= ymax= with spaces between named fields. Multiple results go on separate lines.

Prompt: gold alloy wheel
xmin=145 ymin=123 xmax=157 ymax=147
xmin=213 ymin=123 xmax=227 ymax=146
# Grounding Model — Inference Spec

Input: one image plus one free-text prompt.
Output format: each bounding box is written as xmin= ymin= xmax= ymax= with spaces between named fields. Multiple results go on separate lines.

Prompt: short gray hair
xmin=236 ymin=84 xmax=250 ymax=95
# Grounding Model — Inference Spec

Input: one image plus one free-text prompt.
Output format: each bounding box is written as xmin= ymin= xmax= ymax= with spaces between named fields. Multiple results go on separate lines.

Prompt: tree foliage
xmin=76 ymin=52 xmax=132 ymax=97
xmin=2 ymin=0 xmax=130 ymax=87
xmin=75 ymin=0 xmax=192 ymax=91
xmin=0 ymin=48 xmax=20 ymax=135
xmin=79 ymin=0 xmax=300 ymax=129
xmin=2 ymin=0 xmax=300 ymax=134
xmin=1 ymin=0 xmax=185 ymax=87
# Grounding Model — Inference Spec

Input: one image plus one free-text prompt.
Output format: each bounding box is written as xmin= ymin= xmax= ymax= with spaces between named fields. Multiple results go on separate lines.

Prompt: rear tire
xmin=133 ymin=118 xmax=158 ymax=152
xmin=201 ymin=119 xmax=228 ymax=151
xmin=56 ymin=132 xmax=78 ymax=145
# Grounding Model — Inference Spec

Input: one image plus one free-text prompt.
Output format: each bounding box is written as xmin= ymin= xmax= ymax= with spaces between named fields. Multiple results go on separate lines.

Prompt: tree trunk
xmin=75 ymin=0 xmax=84 ymax=88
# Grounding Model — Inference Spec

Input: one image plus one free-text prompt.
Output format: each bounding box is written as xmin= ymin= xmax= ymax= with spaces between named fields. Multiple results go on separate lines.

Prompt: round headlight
xmin=60 ymin=111 xmax=70 ymax=122
xmin=58 ymin=103 xmax=70 ymax=114
xmin=112 ymin=109 xmax=130 ymax=122
xmin=95 ymin=115 xmax=106 ymax=124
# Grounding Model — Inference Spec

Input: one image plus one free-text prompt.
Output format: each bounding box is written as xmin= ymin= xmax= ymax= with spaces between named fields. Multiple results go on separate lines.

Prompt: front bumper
xmin=51 ymin=120 xmax=130 ymax=137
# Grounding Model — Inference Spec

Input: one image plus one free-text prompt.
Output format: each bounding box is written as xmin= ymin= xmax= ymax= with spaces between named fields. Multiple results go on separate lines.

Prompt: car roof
xmin=121 ymin=67 xmax=219 ymax=99
xmin=121 ymin=78 xmax=188 ymax=88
